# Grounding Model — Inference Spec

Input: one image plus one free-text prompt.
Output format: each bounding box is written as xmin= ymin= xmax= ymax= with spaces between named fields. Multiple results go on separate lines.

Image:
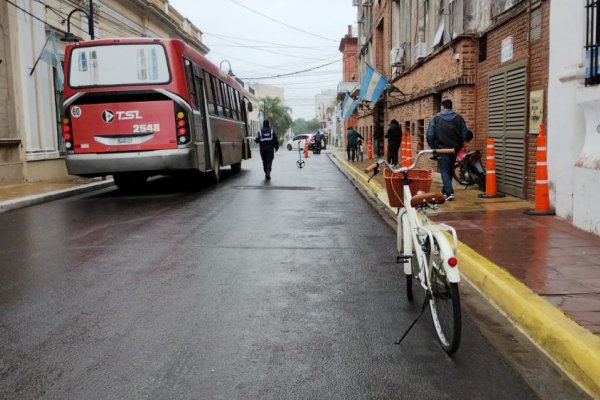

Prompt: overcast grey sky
xmin=167 ymin=0 xmax=357 ymax=120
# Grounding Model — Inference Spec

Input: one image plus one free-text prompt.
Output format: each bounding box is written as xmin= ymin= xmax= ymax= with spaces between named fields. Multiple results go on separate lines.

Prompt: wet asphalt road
xmin=0 ymin=149 xmax=539 ymax=399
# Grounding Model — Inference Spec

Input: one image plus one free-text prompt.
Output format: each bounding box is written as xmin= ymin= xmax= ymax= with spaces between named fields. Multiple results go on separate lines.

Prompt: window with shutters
xmin=585 ymin=0 xmax=600 ymax=85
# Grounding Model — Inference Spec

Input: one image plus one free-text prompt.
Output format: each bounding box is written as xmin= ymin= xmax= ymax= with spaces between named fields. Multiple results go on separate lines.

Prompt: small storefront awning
xmin=337 ymin=81 xmax=359 ymax=101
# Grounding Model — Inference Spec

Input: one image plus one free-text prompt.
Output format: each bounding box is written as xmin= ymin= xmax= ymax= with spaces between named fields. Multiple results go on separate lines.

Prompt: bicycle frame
xmin=398 ymin=202 xmax=460 ymax=289
xmin=369 ymin=149 xmax=460 ymax=286
xmin=366 ymin=148 xmax=462 ymax=354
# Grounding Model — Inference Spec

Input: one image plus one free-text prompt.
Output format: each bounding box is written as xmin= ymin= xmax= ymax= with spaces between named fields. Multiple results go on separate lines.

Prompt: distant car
xmin=286 ymin=134 xmax=315 ymax=151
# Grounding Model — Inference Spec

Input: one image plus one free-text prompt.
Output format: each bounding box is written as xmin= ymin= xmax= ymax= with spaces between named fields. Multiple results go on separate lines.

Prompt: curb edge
xmin=0 ymin=180 xmax=115 ymax=213
xmin=458 ymin=244 xmax=600 ymax=399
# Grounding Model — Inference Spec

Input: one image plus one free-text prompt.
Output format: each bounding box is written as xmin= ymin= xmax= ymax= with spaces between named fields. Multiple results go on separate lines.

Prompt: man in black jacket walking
xmin=426 ymin=99 xmax=468 ymax=200
xmin=385 ymin=119 xmax=402 ymax=166
xmin=255 ymin=120 xmax=279 ymax=181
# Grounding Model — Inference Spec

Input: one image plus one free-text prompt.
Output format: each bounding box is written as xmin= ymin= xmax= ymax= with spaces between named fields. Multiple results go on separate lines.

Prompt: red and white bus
xmin=62 ymin=38 xmax=252 ymax=190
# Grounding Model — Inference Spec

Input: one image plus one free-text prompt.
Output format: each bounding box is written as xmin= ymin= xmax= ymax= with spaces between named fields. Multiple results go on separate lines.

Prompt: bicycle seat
xmin=410 ymin=191 xmax=445 ymax=207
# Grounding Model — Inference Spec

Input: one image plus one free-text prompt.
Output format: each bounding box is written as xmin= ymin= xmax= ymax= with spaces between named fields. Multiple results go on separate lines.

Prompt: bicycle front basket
xmin=384 ymin=168 xmax=433 ymax=207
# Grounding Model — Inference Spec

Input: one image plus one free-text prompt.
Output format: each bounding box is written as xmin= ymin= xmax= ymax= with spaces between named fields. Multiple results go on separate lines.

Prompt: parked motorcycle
xmin=453 ymin=147 xmax=486 ymax=191
xmin=312 ymin=139 xmax=322 ymax=154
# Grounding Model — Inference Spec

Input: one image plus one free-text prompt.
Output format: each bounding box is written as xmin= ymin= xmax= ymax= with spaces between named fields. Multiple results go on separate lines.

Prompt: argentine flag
xmin=359 ymin=64 xmax=388 ymax=103
xmin=341 ymin=91 xmax=358 ymax=121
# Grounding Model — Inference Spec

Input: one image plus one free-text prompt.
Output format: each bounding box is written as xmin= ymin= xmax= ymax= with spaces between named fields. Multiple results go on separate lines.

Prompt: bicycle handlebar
xmin=365 ymin=163 xmax=378 ymax=173
xmin=435 ymin=148 xmax=455 ymax=155
xmin=365 ymin=148 xmax=455 ymax=179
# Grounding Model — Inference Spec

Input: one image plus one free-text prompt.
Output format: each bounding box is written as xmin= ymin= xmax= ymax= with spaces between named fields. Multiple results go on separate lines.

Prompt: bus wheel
xmin=113 ymin=173 xmax=147 ymax=192
xmin=231 ymin=162 xmax=242 ymax=173
xmin=211 ymin=149 xmax=221 ymax=183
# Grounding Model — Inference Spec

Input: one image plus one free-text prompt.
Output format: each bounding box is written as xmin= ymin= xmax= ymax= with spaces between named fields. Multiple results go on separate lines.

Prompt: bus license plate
xmin=117 ymin=137 xmax=133 ymax=144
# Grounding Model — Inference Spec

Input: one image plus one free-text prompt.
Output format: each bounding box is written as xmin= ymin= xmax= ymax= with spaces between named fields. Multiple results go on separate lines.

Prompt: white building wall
xmin=548 ymin=1 xmax=600 ymax=235
xmin=14 ymin=1 xmax=60 ymax=161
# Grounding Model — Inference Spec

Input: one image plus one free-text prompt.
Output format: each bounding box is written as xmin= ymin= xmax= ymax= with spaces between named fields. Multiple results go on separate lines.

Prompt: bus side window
xmin=228 ymin=86 xmax=238 ymax=120
xmin=194 ymin=76 xmax=204 ymax=112
xmin=184 ymin=59 xmax=198 ymax=109
xmin=204 ymin=72 xmax=217 ymax=115
xmin=213 ymin=77 xmax=225 ymax=117
xmin=223 ymin=82 xmax=234 ymax=119
xmin=232 ymin=89 xmax=241 ymax=121
xmin=219 ymin=81 xmax=229 ymax=119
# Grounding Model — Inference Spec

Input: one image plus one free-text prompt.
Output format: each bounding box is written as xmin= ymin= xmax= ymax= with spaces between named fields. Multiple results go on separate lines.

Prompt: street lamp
xmin=219 ymin=60 xmax=234 ymax=76
xmin=61 ymin=1 xmax=95 ymax=43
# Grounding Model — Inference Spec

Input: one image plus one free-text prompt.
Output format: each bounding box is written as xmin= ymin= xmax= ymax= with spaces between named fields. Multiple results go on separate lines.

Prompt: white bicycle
xmin=366 ymin=148 xmax=462 ymax=354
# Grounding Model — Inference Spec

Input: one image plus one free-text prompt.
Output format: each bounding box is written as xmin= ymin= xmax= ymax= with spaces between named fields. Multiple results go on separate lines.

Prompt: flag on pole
xmin=359 ymin=63 xmax=388 ymax=103
xmin=341 ymin=91 xmax=358 ymax=121
xmin=31 ymin=32 xmax=63 ymax=87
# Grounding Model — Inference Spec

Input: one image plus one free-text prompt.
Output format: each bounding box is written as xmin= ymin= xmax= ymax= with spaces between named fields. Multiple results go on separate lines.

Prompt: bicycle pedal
xmin=396 ymin=255 xmax=411 ymax=264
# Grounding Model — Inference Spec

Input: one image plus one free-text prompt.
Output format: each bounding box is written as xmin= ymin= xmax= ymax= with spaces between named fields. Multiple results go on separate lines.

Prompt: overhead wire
xmin=205 ymin=32 xmax=334 ymax=50
xmin=19 ymin=0 xmax=346 ymax=118
xmin=240 ymin=55 xmax=351 ymax=80
xmin=228 ymin=0 xmax=338 ymax=43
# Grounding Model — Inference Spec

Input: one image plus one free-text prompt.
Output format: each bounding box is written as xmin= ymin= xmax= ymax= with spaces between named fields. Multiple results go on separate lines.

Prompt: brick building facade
xmin=474 ymin=1 xmax=549 ymax=199
xmin=351 ymin=0 xmax=549 ymax=200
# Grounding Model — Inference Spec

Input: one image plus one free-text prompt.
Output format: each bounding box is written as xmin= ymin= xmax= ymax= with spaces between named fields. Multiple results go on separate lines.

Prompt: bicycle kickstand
xmin=395 ymin=291 xmax=431 ymax=345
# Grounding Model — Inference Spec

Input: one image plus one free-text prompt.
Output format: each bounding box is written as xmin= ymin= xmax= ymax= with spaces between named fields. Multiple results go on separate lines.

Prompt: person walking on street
xmin=255 ymin=119 xmax=279 ymax=181
xmin=385 ymin=119 xmax=402 ymax=166
xmin=426 ymin=99 xmax=468 ymax=201
xmin=346 ymin=126 xmax=363 ymax=162
xmin=313 ymin=130 xmax=323 ymax=154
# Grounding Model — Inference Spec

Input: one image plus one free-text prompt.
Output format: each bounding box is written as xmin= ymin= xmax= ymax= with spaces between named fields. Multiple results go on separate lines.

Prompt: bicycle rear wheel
xmin=426 ymin=238 xmax=461 ymax=354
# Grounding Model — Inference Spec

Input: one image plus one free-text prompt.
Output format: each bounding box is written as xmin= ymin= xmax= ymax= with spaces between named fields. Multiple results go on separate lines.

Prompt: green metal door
xmin=488 ymin=61 xmax=527 ymax=198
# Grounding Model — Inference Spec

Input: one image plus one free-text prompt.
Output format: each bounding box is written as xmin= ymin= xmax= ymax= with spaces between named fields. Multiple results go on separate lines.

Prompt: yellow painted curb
xmin=332 ymin=154 xmax=385 ymax=195
xmin=333 ymin=150 xmax=600 ymax=398
xmin=458 ymin=242 xmax=600 ymax=399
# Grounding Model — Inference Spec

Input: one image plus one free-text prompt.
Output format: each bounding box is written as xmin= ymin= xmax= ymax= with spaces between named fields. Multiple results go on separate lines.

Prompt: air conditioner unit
xmin=390 ymin=47 xmax=405 ymax=66
xmin=415 ymin=42 xmax=427 ymax=60
xmin=352 ymin=0 xmax=359 ymax=6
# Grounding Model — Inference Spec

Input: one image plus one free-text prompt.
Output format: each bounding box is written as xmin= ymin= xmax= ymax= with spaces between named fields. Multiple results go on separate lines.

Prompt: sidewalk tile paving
xmin=1 ymin=150 xmax=600 ymax=397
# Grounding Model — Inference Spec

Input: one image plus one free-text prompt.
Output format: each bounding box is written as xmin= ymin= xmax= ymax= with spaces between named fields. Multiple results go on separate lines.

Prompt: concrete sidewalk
xmin=329 ymin=149 xmax=600 ymax=399
xmin=0 ymin=177 xmax=114 ymax=213
xmin=1 ymin=153 xmax=599 ymax=398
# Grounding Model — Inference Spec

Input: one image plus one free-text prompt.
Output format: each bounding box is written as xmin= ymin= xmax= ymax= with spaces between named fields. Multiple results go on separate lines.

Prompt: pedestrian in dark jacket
xmin=255 ymin=119 xmax=279 ymax=181
xmin=385 ymin=119 xmax=402 ymax=165
xmin=426 ymin=99 xmax=468 ymax=200
xmin=346 ymin=126 xmax=363 ymax=162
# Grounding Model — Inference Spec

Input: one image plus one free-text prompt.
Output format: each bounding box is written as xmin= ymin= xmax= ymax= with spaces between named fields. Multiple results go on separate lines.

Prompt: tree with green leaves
xmin=260 ymin=97 xmax=292 ymax=142
xmin=292 ymin=118 xmax=320 ymax=135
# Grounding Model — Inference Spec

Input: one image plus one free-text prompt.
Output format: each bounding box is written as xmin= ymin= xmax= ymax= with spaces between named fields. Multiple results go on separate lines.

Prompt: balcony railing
xmin=585 ymin=0 xmax=600 ymax=85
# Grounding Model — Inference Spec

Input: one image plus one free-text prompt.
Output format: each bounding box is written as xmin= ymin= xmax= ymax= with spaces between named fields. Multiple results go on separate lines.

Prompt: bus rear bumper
xmin=66 ymin=148 xmax=197 ymax=177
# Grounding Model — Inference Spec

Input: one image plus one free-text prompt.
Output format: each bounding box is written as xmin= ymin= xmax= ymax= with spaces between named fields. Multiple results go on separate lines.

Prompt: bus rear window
xmin=69 ymin=44 xmax=170 ymax=87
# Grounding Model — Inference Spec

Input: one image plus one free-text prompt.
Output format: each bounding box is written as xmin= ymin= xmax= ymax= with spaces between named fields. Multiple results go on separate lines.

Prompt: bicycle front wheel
xmin=427 ymin=238 xmax=461 ymax=354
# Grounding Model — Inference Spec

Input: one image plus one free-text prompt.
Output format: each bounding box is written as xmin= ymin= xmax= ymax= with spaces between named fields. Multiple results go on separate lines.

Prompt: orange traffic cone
xmin=404 ymin=130 xmax=412 ymax=167
xmin=367 ymin=136 xmax=373 ymax=159
xmin=398 ymin=134 xmax=404 ymax=166
xmin=478 ymin=138 xmax=506 ymax=198
xmin=304 ymin=138 xmax=309 ymax=159
xmin=525 ymin=123 xmax=555 ymax=215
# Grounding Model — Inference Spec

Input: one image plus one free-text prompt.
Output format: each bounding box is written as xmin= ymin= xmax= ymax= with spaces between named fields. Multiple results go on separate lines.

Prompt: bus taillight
xmin=63 ymin=116 xmax=74 ymax=151
xmin=175 ymin=110 xmax=190 ymax=144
